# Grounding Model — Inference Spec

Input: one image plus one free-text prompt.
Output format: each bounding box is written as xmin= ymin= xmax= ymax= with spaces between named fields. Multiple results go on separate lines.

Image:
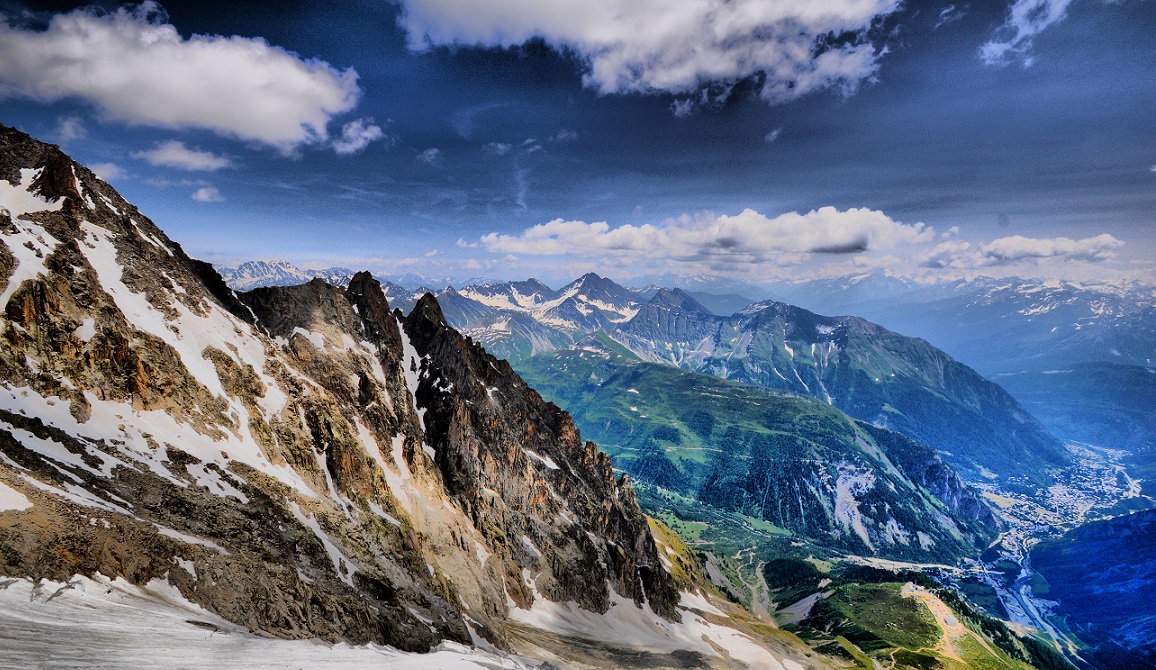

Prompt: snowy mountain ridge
xmin=217 ymin=259 xmax=355 ymax=291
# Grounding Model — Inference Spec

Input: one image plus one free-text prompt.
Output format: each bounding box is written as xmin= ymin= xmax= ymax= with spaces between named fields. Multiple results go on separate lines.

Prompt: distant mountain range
xmin=217 ymin=262 xmax=1071 ymax=489
xmin=375 ymin=274 xmax=765 ymax=363
xmin=775 ymin=270 xmax=1156 ymax=496
xmin=216 ymin=259 xmax=356 ymax=291
xmin=610 ymin=288 xmax=1070 ymax=487
xmin=413 ymin=276 xmax=1068 ymax=488
xmin=777 ymin=270 xmax=1156 ymax=375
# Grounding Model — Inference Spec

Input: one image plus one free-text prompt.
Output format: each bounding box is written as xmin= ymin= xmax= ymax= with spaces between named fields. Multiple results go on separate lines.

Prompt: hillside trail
xmin=731 ymin=549 xmax=773 ymax=620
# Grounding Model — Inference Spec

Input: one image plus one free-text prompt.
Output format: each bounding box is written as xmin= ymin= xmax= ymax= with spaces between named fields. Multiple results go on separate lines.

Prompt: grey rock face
xmin=402 ymin=294 xmax=679 ymax=619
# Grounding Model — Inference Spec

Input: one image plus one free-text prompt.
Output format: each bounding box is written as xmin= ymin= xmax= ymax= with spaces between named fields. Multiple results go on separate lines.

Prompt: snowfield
xmin=0 ymin=574 xmax=533 ymax=670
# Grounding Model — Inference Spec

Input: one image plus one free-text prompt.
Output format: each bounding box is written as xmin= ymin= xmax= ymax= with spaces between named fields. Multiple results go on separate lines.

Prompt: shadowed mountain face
xmin=779 ymin=271 xmax=1156 ymax=485
xmin=4 ymin=125 xmax=844 ymax=667
xmin=519 ymin=338 xmax=999 ymax=565
xmin=608 ymin=295 xmax=1069 ymax=489
xmin=1031 ymin=509 xmax=1156 ymax=670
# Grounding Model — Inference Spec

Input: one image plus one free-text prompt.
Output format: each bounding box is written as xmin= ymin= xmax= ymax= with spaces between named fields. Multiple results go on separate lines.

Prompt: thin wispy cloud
xmin=145 ymin=177 xmax=210 ymax=189
xmin=981 ymin=0 xmax=1075 ymax=66
xmin=0 ymin=2 xmax=360 ymax=151
xmin=90 ymin=162 xmax=125 ymax=181
xmin=398 ymin=0 xmax=900 ymax=105
xmin=332 ymin=118 xmax=387 ymax=155
xmin=191 ymin=186 xmax=225 ymax=202
xmin=513 ymin=164 xmax=528 ymax=211
xmin=133 ymin=140 xmax=231 ymax=171
xmin=671 ymin=99 xmax=696 ymax=118
xmin=55 ymin=115 xmax=86 ymax=142
xmin=934 ymin=4 xmax=967 ymax=30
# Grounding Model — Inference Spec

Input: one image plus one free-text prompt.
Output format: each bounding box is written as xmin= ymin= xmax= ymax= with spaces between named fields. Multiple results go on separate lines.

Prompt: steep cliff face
xmin=0 ymin=125 xmax=825 ymax=668
xmin=402 ymin=293 xmax=679 ymax=619
xmin=857 ymin=422 xmax=998 ymax=532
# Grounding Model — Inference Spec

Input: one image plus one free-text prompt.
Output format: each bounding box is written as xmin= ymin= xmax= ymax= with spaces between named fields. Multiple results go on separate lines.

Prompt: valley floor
xmin=964 ymin=442 xmax=1154 ymax=653
xmin=638 ymin=440 xmax=1155 ymax=668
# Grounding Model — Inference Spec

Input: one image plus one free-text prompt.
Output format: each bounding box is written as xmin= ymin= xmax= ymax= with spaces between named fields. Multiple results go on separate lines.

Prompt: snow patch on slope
xmin=509 ymin=577 xmax=802 ymax=670
xmin=0 ymin=217 xmax=61 ymax=310
xmin=0 ymin=168 xmax=63 ymax=219
xmin=0 ymin=574 xmax=530 ymax=669
xmin=0 ymin=384 xmax=315 ymax=500
xmin=289 ymin=501 xmax=358 ymax=587
xmin=0 ymin=480 xmax=32 ymax=511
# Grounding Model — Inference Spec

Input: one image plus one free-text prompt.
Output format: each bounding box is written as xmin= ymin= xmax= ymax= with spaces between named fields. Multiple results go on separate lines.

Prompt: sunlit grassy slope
xmin=517 ymin=333 xmax=994 ymax=564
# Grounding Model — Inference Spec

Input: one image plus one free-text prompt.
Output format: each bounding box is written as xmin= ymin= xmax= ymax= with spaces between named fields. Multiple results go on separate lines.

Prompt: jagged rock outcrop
xmin=402 ymin=293 xmax=679 ymax=618
xmin=0 ymin=123 xmax=474 ymax=650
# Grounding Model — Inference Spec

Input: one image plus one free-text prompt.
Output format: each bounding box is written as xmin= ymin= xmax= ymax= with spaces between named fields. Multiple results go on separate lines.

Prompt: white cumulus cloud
xmin=417 ymin=148 xmax=442 ymax=165
xmin=482 ymin=207 xmax=933 ymax=267
xmin=0 ymin=3 xmax=361 ymax=150
xmin=979 ymin=233 xmax=1123 ymax=264
xmin=397 ymin=0 xmax=901 ymax=104
xmin=479 ymin=206 xmax=1132 ymax=282
xmin=190 ymin=186 xmax=224 ymax=202
xmin=133 ymin=140 xmax=231 ymax=171
xmin=980 ymin=0 xmax=1075 ymax=65
xmin=332 ymin=118 xmax=386 ymax=155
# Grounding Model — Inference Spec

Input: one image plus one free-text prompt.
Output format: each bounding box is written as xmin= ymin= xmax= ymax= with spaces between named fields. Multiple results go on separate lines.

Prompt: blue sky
xmin=0 ymin=0 xmax=1153 ymax=287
